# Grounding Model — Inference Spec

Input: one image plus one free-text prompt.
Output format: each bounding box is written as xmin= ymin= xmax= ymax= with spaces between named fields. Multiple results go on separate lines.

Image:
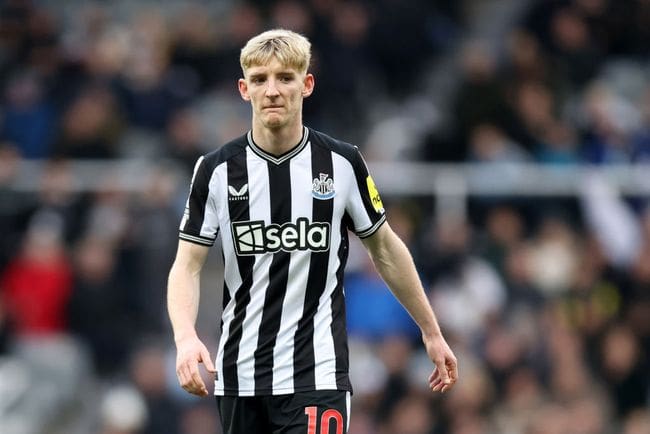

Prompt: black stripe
xmin=222 ymin=250 xmax=232 ymax=313
xmin=220 ymin=279 xmax=231 ymax=384
xmin=294 ymin=143 xmax=334 ymax=390
xmin=352 ymin=149 xmax=383 ymax=226
xmin=333 ymin=215 xmax=351 ymax=391
xmin=222 ymin=151 xmax=254 ymax=393
xmin=253 ymin=162 xmax=292 ymax=393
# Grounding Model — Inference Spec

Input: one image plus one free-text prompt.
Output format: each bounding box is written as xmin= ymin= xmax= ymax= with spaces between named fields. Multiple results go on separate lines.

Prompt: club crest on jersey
xmin=312 ymin=173 xmax=335 ymax=200
xmin=228 ymin=184 xmax=248 ymax=201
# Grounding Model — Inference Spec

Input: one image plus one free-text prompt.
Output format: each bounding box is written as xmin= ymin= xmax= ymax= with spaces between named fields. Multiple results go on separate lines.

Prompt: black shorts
xmin=216 ymin=390 xmax=350 ymax=434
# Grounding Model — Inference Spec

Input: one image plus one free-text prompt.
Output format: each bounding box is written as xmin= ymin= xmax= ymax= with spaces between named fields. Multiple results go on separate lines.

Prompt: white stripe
xmin=356 ymin=214 xmax=386 ymax=238
xmin=215 ymin=246 xmax=239 ymax=394
xmin=180 ymin=156 xmax=205 ymax=231
xmin=199 ymin=162 xmax=222 ymax=240
xmin=234 ymin=148 xmax=272 ymax=393
xmin=179 ymin=232 xmax=214 ymax=245
xmin=214 ymin=281 xmax=236 ymax=394
xmin=235 ymin=252 xmax=271 ymax=393
xmin=271 ymin=145 xmax=314 ymax=394
xmin=215 ymin=162 xmax=239 ymax=394
xmin=346 ymin=391 xmax=351 ymax=432
xmin=179 ymin=212 xmax=189 ymax=232
xmin=313 ymin=288 xmax=337 ymax=389
xmin=335 ymin=154 xmax=377 ymax=235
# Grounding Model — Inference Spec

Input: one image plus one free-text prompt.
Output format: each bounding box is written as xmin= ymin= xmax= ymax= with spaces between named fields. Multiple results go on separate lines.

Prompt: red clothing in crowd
xmin=1 ymin=254 xmax=73 ymax=335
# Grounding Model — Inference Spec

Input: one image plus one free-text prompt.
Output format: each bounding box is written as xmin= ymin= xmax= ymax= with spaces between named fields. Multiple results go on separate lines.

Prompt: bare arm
xmin=361 ymin=223 xmax=458 ymax=392
xmin=167 ymin=239 xmax=215 ymax=396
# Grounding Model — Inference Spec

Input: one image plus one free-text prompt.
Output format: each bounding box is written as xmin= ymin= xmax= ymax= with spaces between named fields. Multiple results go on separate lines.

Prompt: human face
xmin=238 ymin=57 xmax=314 ymax=131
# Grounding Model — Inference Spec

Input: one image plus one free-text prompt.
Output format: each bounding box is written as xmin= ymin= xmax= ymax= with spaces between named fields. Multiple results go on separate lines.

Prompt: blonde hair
xmin=240 ymin=29 xmax=311 ymax=76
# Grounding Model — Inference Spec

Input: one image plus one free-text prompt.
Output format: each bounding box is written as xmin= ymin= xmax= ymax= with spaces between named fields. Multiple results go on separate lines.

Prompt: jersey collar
xmin=246 ymin=126 xmax=309 ymax=165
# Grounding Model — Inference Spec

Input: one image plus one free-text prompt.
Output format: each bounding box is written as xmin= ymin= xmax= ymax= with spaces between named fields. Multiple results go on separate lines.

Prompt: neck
xmin=251 ymin=118 xmax=304 ymax=156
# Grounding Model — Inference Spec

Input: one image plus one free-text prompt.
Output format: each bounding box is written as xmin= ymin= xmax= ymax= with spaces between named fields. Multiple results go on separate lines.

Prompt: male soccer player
xmin=167 ymin=29 xmax=457 ymax=434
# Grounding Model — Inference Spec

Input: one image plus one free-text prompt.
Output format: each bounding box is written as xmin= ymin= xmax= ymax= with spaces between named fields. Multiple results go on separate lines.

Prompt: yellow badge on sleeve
xmin=366 ymin=175 xmax=384 ymax=213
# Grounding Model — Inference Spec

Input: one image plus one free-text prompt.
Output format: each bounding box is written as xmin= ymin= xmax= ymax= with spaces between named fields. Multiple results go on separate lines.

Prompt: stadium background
xmin=1 ymin=0 xmax=649 ymax=433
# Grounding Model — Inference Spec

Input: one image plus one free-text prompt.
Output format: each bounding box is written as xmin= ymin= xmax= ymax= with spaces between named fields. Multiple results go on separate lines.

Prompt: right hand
xmin=423 ymin=332 xmax=458 ymax=393
xmin=175 ymin=335 xmax=216 ymax=397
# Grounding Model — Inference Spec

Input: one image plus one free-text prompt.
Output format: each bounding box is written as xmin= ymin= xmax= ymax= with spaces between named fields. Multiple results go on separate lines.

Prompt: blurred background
xmin=0 ymin=0 xmax=649 ymax=433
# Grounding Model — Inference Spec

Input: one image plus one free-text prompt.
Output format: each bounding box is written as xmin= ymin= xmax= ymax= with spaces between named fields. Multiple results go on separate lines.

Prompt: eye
xmin=279 ymin=75 xmax=294 ymax=83
xmin=251 ymin=76 xmax=265 ymax=84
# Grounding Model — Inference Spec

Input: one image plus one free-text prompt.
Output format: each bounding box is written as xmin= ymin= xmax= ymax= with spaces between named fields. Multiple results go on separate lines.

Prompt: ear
xmin=238 ymin=78 xmax=251 ymax=101
xmin=302 ymin=73 xmax=315 ymax=98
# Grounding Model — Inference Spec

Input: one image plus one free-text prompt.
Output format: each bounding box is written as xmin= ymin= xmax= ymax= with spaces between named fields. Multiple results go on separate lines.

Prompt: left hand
xmin=174 ymin=334 xmax=216 ymax=397
xmin=423 ymin=333 xmax=458 ymax=393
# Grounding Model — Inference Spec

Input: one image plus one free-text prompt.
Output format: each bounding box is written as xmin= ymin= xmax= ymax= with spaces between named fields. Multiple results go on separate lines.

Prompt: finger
xmin=441 ymin=366 xmax=458 ymax=393
xmin=430 ymin=378 xmax=443 ymax=392
xmin=429 ymin=366 xmax=446 ymax=392
xmin=188 ymin=363 xmax=208 ymax=395
xmin=441 ymin=380 xmax=455 ymax=393
xmin=429 ymin=368 xmax=443 ymax=389
xmin=183 ymin=375 xmax=205 ymax=395
xmin=186 ymin=376 xmax=207 ymax=396
xmin=178 ymin=363 xmax=193 ymax=385
xmin=437 ymin=359 xmax=451 ymax=385
xmin=201 ymin=348 xmax=216 ymax=373
xmin=433 ymin=380 xmax=445 ymax=392
xmin=179 ymin=361 xmax=204 ymax=395
xmin=177 ymin=367 xmax=188 ymax=388
xmin=448 ymin=367 xmax=458 ymax=383
xmin=179 ymin=365 xmax=196 ymax=391
xmin=191 ymin=386 xmax=208 ymax=397
xmin=448 ymin=360 xmax=459 ymax=381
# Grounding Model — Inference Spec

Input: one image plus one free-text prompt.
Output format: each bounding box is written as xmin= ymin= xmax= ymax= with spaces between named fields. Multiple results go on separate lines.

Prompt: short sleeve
xmin=179 ymin=156 xmax=219 ymax=246
xmin=346 ymin=148 xmax=387 ymax=238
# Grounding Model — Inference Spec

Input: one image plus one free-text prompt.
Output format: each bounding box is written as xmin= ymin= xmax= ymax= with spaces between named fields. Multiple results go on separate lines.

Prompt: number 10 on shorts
xmin=305 ymin=406 xmax=343 ymax=434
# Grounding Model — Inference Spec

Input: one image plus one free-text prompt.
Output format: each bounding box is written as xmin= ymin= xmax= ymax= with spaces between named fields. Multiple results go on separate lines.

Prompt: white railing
xmin=369 ymin=162 xmax=650 ymax=196
xmin=9 ymin=159 xmax=187 ymax=193
xmin=8 ymin=161 xmax=650 ymax=213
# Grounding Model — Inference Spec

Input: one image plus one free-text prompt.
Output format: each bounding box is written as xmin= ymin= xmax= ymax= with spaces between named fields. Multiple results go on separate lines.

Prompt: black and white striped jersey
xmin=179 ymin=126 xmax=386 ymax=396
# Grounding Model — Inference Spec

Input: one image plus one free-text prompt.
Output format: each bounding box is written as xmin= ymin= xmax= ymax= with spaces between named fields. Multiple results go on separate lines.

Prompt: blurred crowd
xmin=0 ymin=0 xmax=649 ymax=433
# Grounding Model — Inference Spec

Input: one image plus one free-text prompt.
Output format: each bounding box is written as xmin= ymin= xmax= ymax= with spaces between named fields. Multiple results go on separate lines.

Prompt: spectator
xmin=165 ymin=108 xmax=206 ymax=174
xmin=129 ymin=344 xmax=181 ymax=434
xmin=1 ymin=214 xmax=72 ymax=336
xmin=597 ymin=324 xmax=648 ymax=417
xmin=2 ymin=72 xmax=56 ymax=158
xmin=53 ymin=84 xmax=123 ymax=158
xmin=67 ymin=235 xmax=134 ymax=376
xmin=0 ymin=142 xmax=34 ymax=270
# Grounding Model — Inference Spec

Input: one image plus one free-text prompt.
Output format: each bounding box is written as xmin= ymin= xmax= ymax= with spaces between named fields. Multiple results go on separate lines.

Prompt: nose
xmin=265 ymin=78 xmax=280 ymax=97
